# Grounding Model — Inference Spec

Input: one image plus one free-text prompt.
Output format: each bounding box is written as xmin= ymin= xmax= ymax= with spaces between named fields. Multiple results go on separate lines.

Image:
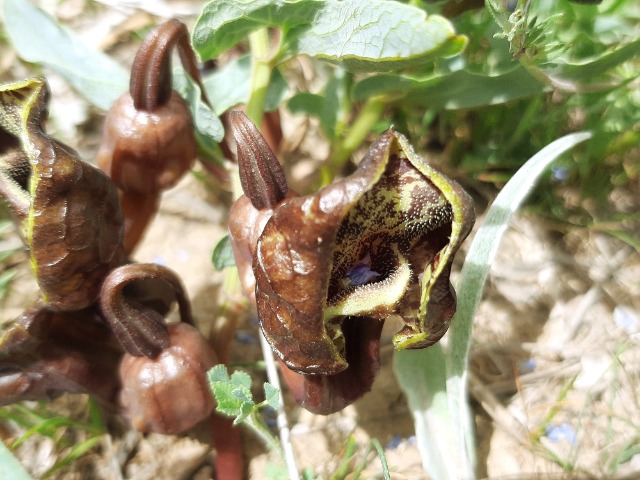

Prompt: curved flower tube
xmin=97 ymin=19 xmax=209 ymax=254
xmin=99 ymin=262 xmax=194 ymax=358
xmin=228 ymin=111 xmax=475 ymax=413
xmin=119 ymin=322 xmax=218 ymax=435
xmin=0 ymin=303 xmax=122 ymax=407
xmin=0 ymin=78 xmax=125 ymax=310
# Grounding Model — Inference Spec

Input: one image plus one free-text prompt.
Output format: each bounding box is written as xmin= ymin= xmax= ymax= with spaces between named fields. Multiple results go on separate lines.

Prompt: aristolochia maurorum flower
xmin=228 ymin=111 xmax=475 ymax=411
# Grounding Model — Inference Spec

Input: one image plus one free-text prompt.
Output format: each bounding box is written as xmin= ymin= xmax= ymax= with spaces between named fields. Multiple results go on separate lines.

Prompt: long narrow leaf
xmin=395 ymin=132 xmax=592 ymax=480
xmin=0 ymin=441 xmax=33 ymax=480
xmin=2 ymin=0 xmax=128 ymax=109
xmin=449 ymin=131 xmax=592 ymax=476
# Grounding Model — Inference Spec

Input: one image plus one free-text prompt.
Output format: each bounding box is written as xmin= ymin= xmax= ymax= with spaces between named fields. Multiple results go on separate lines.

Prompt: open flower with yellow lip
xmin=228 ymin=111 xmax=475 ymax=413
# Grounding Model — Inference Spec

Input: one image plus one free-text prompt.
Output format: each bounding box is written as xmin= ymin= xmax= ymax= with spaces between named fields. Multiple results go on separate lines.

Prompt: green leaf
xmin=211 ymin=234 xmax=236 ymax=270
xmin=263 ymin=383 xmax=281 ymax=410
xmin=208 ymin=366 xmax=256 ymax=420
xmin=288 ymin=70 xmax=345 ymax=139
xmin=288 ymin=92 xmax=325 ymax=118
xmin=193 ymin=0 xmax=466 ymax=72
xmin=0 ymin=441 xmax=33 ymax=480
xmin=547 ymin=38 xmax=640 ymax=84
xmin=294 ymin=0 xmax=467 ymax=72
xmin=172 ymin=70 xmax=225 ymax=145
xmin=202 ymin=56 xmax=288 ymax=114
xmin=193 ymin=0 xmax=322 ymax=60
xmin=354 ymin=66 xmax=548 ymax=109
xmin=208 ymin=364 xmax=231 ymax=383
xmin=230 ymin=370 xmax=253 ymax=390
xmin=2 ymin=0 xmax=128 ymax=110
xmin=395 ymin=132 xmax=593 ymax=480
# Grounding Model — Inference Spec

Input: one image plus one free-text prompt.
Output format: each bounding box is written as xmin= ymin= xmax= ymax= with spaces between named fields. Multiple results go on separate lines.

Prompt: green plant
xmin=0 ymin=399 xmax=105 ymax=478
xmin=0 ymin=0 xmax=637 ymax=477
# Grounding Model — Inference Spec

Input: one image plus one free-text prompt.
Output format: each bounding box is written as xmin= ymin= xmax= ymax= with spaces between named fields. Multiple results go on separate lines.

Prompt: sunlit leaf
xmin=193 ymin=0 xmax=321 ymax=60
xmin=194 ymin=0 xmax=466 ymax=72
xmin=354 ymin=66 xmax=548 ymax=109
xmin=294 ymin=0 xmax=467 ymax=72
xmin=395 ymin=132 xmax=593 ymax=480
xmin=2 ymin=0 xmax=128 ymax=109
xmin=0 ymin=441 xmax=33 ymax=480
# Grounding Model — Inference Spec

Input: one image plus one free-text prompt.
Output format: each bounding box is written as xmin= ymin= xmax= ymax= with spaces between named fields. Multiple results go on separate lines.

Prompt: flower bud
xmin=97 ymin=91 xmax=196 ymax=194
xmin=119 ymin=322 xmax=217 ymax=435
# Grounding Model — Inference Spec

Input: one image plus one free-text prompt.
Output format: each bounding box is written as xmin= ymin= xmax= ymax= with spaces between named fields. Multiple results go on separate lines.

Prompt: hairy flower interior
xmin=324 ymin=152 xmax=453 ymax=349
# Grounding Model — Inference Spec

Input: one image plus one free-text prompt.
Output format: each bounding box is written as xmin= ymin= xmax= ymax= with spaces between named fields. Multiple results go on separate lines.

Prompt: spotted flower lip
xmin=253 ymin=128 xmax=475 ymax=375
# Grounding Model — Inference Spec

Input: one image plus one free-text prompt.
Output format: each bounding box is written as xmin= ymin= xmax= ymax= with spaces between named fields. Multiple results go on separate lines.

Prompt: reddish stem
xmin=119 ymin=191 xmax=160 ymax=255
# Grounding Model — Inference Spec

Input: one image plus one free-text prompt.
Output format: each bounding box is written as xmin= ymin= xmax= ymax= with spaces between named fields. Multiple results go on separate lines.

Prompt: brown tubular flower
xmin=0 ymin=78 xmax=125 ymax=311
xmin=118 ymin=322 xmax=218 ymax=435
xmin=0 ymin=303 xmax=122 ymax=407
xmin=228 ymin=113 xmax=475 ymax=413
xmin=97 ymin=19 xmax=208 ymax=254
xmin=254 ymin=129 xmax=475 ymax=376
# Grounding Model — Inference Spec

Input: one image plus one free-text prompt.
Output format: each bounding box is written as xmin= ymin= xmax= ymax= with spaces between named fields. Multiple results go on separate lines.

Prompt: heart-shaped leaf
xmin=193 ymin=0 xmax=466 ymax=72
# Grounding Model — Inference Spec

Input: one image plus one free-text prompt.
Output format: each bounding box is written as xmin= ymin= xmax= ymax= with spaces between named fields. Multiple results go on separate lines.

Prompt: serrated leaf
xmin=211 ymin=234 xmax=236 ymax=270
xmin=193 ymin=0 xmax=322 ymax=61
xmin=2 ymin=0 xmax=128 ymax=110
xmin=263 ymin=383 xmax=281 ymax=410
xmin=208 ymin=364 xmax=230 ymax=383
xmin=202 ymin=56 xmax=288 ymax=114
xmin=354 ymin=66 xmax=548 ymax=109
xmin=193 ymin=0 xmax=466 ymax=72
xmin=230 ymin=370 xmax=253 ymax=390
xmin=211 ymin=381 xmax=245 ymax=417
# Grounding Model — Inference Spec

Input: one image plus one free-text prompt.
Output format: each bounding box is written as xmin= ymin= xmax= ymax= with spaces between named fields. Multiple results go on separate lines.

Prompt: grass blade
xmin=444 ymin=131 xmax=593 ymax=474
xmin=395 ymin=131 xmax=592 ymax=480
xmin=0 ymin=441 xmax=33 ymax=480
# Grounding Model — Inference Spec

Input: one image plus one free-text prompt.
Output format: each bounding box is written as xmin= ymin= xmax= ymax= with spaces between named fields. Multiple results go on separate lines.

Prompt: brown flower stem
xmin=209 ymin=413 xmax=245 ymax=480
xmin=119 ymin=191 xmax=160 ymax=255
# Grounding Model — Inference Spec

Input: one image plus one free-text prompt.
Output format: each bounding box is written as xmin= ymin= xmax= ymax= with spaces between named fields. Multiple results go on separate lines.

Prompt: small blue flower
xmin=235 ymin=330 xmax=259 ymax=344
xmin=346 ymin=254 xmax=381 ymax=286
xmin=545 ymin=422 xmax=577 ymax=445
xmin=551 ymin=166 xmax=569 ymax=181
xmin=614 ymin=306 xmax=639 ymax=334
xmin=519 ymin=358 xmax=537 ymax=374
xmin=386 ymin=435 xmax=403 ymax=450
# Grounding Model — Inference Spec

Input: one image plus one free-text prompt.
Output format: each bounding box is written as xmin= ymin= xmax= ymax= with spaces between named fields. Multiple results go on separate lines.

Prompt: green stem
xmin=244 ymin=412 xmax=286 ymax=463
xmin=245 ymin=29 xmax=273 ymax=127
xmin=326 ymin=98 xmax=385 ymax=179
